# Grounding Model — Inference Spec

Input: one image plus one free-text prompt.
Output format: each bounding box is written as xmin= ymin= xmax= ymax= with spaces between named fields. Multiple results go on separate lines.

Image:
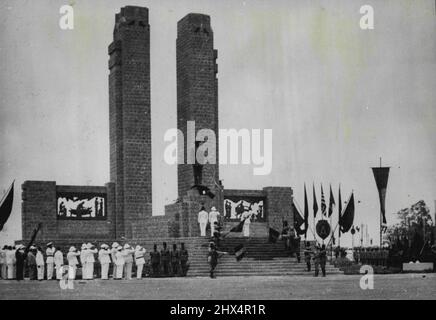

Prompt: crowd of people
xmin=0 ymin=241 xmax=189 ymax=281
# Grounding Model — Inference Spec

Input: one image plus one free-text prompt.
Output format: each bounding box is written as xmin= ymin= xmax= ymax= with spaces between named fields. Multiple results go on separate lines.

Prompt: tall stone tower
xmin=109 ymin=6 xmax=151 ymax=239
xmin=177 ymin=14 xmax=219 ymax=199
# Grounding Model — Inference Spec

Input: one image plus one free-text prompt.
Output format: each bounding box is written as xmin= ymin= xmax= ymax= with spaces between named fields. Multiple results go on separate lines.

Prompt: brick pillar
xmin=176 ymin=14 xmax=219 ymax=199
xmin=263 ymin=187 xmax=294 ymax=232
xmin=109 ymin=6 xmax=151 ymax=239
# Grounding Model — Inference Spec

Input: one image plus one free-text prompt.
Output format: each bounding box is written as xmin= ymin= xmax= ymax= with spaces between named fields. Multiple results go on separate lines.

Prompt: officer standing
xmin=209 ymin=207 xmax=220 ymax=237
xmin=54 ymin=247 xmax=64 ymax=280
xmin=170 ymin=243 xmax=180 ymax=276
xmin=180 ymin=243 xmax=189 ymax=277
xmin=123 ymin=244 xmax=135 ymax=280
xmin=80 ymin=243 xmax=88 ymax=279
xmin=114 ymin=246 xmax=125 ymax=280
xmin=36 ymin=246 xmax=45 ymax=281
xmin=134 ymin=245 xmax=146 ymax=279
xmin=314 ymin=244 xmax=327 ymax=277
xmin=45 ymin=242 xmax=55 ymax=280
xmin=98 ymin=244 xmax=111 ymax=280
xmin=15 ymin=245 xmax=26 ymax=281
xmin=0 ymin=246 xmax=6 ymax=279
xmin=111 ymin=242 xmax=119 ymax=279
xmin=207 ymin=242 xmax=228 ymax=279
xmin=67 ymin=246 xmax=80 ymax=280
xmin=303 ymin=242 xmax=312 ymax=271
xmin=150 ymin=244 xmax=160 ymax=277
xmin=85 ymin=243 xmax=97 ymax=280
xmin=161 ymin=242 xmax=170 ymax=276
xmin=27 ymin=246 xmax=37 ymax=280
xmin=198 ymin=206 xmax=209 ymax=237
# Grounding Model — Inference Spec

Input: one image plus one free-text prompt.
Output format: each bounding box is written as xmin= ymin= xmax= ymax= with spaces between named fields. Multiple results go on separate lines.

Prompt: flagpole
xmin=327 ymin=192 xmax=351 ymax=249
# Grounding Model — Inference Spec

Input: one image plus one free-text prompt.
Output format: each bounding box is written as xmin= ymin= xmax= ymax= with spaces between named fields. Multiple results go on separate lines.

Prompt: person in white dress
xmin=241 ymin=210 xmax=252 ymax=237
xmin=208 ymin=206 xmax=220 ymax=237
xmin=198 ymin=206 xmax=209 ymax=237
xmin=134 ymin=245 xmax=146 ymax=279
xmin=98 ymin=244 xmax=111 ymax=280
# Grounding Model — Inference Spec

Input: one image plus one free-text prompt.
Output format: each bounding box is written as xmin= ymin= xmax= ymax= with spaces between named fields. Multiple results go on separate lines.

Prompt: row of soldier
xmin=0 ymin=241 xmax=189 ymax=280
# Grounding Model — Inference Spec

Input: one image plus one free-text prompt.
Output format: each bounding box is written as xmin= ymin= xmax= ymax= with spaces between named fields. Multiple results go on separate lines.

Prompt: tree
xmin=387 ymin=200 xmax=434 ymax=258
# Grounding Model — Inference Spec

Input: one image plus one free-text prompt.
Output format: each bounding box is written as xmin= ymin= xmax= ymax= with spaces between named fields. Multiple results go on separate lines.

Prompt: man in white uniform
xmin=80 ymin=243 xmax=88 ymax=279
xmin=54 ymin=247 xmax=64 ymax=280
xmin=111 ymin=242 xmax=119 ymax=279
xmin=123 ymin=244 xmax=134 ymax=280
xmin=198 ymin=206 xmax=209 ymax=237
xmin=134 ymin=245 xmax=146 ymax=279
xmin=67 ymin=246 xmax=80 ymax=280
xmin=98 ymin=244 xmax=111 ymax=280
xmin=114 ymin=246 xmax=124 ymax=280
xmin=0 ymin=246 xmax=6 ymax=279
xmin=208 ymin=206 xmax=220 ymax=237
xmin=85 ymin=243 xmax=97 ymax=280
xmin=45 ymin=242 xmax=55 ymax=280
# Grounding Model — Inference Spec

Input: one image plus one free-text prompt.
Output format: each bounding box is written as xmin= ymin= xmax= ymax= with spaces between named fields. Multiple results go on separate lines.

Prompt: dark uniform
xmin=180 ymin=243 xmax=189 ymax=277
xmin=303 ymin=244 xmax=312 ymax=271
xmin=314 ymin=245 xmax=327 ymax=277
xmin=208 ymin=245 xmax=219 ymax=278
xmin=27 ymin=250 xmax=37 ymax=280
xmin=161 ymin=243 xmax=170 ymax=276
xmin=150 ymin=244 xmax=161 ymax=277
xmin=170 ymin=244 xmax=180 ymax=276
xmin=15 ymin=247 xmax=26 ymax=281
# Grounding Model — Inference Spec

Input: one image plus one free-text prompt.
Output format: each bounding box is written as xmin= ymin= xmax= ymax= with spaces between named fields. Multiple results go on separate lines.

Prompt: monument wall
xmin=21 ymin=181 xmax=116 ymax=241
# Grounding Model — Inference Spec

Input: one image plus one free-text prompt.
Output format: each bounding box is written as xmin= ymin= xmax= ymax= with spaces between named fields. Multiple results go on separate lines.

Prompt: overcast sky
xmin=0 ymin=0 xmax=435 ymax=246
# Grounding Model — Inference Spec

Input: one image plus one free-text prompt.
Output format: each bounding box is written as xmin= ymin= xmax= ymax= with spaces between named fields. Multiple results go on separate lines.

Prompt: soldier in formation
xmin=0 ymin=241 xmax=190 ymax=280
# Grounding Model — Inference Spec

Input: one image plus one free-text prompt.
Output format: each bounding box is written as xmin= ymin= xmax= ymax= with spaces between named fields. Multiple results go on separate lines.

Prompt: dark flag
xmin=268 ymin=228 xmax=280 ymax=243
xmin=339 ymin=192 xmax=355 ymax=233
xmin=312 ymin=183 xmax=318 ymax=218
xmin=234 ymin=244 xmax=246 ymax=261
xmin=328 ymin=184 xmax=335 ymax=217
xmin=0 ymin=182 xmax=14 ymax=231
xmin=293 ymin=202 xmax=305 ymax=235
xmin=338 ymin=185 xmax=342 ymax=219
xmin=303 ymin=184 xmax=309 ymax=237
xmin=372 ymin=167 xmax=390 ymax=230
xmin=229 ymin=220 xmax=245 ymax=233
xmin=321 ymin=184 xmax=326 ymax=216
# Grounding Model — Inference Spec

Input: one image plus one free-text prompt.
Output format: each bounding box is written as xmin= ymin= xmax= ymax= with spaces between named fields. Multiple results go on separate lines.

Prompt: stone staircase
xmin=186 ymin=237 xmax=343 ymax=277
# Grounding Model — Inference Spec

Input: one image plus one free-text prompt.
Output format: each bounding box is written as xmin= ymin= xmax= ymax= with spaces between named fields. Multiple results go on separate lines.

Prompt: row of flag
xmin=294 ymin=183 xmax=355 ymax=237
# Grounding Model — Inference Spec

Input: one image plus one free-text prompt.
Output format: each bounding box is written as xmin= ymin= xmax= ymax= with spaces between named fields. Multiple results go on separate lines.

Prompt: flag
xmin=312 ymin=183 xmax=318 ymax=218
xmin=321 ymin=184 xmax=326 ymax=216
xmin=293 ymin=203 xmax=305 ymax=235
xmin=338 ymin=185 xmax=342 ymax=220
xmin=0 ymin=182 xmax=14 ymax=231
xmin=328 ymin=184 xmax=335 ymax=217
xmin=303 ymin=184 xmax=309 ymax=237
xmin=339 ymin=192 xmax=355 ymax=233
xmin=268 ymin=228 xmax=280 ymax=243
xmin=229 ymin=220 xmax=245 ymax=233
xmin=234 ymin=244 xmax=246 ymax=261
xmin=372 ymin=167 xmax=390 ymax=229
